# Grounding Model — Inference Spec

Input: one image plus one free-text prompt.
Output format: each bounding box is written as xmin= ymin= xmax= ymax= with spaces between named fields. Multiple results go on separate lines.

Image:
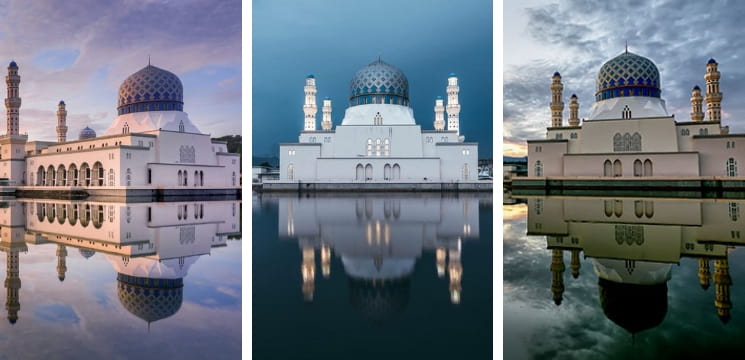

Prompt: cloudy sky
xmin=504 ymin=0 xmax=745 ymax=156
xmin=253 ymin=0 xmax=493 ymax=158
xmin=0 ymin=0 xmax=241 ymax=142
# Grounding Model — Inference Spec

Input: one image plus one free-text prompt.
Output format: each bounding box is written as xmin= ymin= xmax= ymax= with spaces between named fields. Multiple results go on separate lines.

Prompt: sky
xmin=504 ymin=0 xmax=745 ymax=157
xmin=0 ymin=0 xmax=241 ymax=142
xmin=252 ymin=0 xmax=493 ymax=158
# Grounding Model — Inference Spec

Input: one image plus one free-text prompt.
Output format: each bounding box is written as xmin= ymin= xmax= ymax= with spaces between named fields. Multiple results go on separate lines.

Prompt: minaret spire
xmin=550 ymin=72 xmax=564 ymax=128
xmin=321 ymin=97 xmax=332 ymax=130
xmin=690 ymin=86 xmax=704 ymax=122
xmin=434 ymin=96 xmax=445 ymax=130
xmin=5 ymin=61 xmax=21 ymax=136
xmin=303 ymin=74 xmax=317 ymax=131
xmin=705 ymin=59 xmax=722 ymax=122
xmin=446 ymin=73 xmax=462 ymax=140
xmin=56 ymin=100 xmax=68 ymax=142
xmin=568 ymin=94 xmax=579 ymax=126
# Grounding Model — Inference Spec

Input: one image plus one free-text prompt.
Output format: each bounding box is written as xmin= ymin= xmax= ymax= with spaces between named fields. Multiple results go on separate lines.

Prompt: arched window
xmin=375 ymin=138 xmax=382 ymax=156
xmin=179 ymin=120 xmax=185 ymax=132
xmin=231 ymin=171 xmax=235 ymax=186
xmin=68 ymin=164 xmax=77 ymax=186
xmin=355 ymin=164 xmax=364 ymax=181
xmin=613 ymin=200 xmax=623 ymax=217
xmin=634 ymin=201 xmax=644 ymax=218
xmin=644 ymin=159 xmax=653 ymax=177
xmin=603 ymin=160 xmax=612 ymax=177
xmin=57 ymin=165 xmax=66 ymax=186
xmin=613 ymin=133 xmax=623 ymax=151
xmin=183 ymin=170 xmax=188 ymax=186
xmin=645 ymin=201 xmax=654 ymax=218
xmin=365 ymin=164 xmax=373 ymax=180
xmin=47 ymin=166 xmax=55 ymax=186
xmin=287 ymin=164 xmax=294 ymax=180
xmin=613 ymin=160 xmax=622 ymax=177
xmin=108 ymin=169 xmax=115 ymax=186
xmin=366 ymin=138 xmax=373 ymax=156
xmin=534 ymin=161 xmax=543 ymax=177
xmin=126 ymin=168 xmax=132 ymax=186
xmin=393 ymin=164 xmax=400 ymax=180
xmin=623 ymin=133 xmax=631 ymax=151
xmin=201 ymin=171 xmax=205 ymax=186
xmin=384 ymin=138 xmax=390 ymax=156
xmin=194 ymin=171 xmax=199 ymax=187
xmin=727 ymin=158 xmax=737 ymax=177
xmin=633 ymin=160 xmax=642 ymax=177
xmin=604 ymin=200 xmax=613 ymax=217
xmin=631 ymin=133 xmax=641 ymax=151
xmin=384 ymin=164 xmax=391 ymax=180
xmin=37 ymin=166 xmax=44 ymax=186
xmin=178 ymin=170 xmax=183 ymax=185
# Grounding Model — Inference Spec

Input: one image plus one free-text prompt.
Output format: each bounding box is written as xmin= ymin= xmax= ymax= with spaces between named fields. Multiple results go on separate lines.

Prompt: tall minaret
xmin=434 ymin=96 xmax=445 ymax=130
xmin=56 ymin=100 xmax=68 ymax=142
xmin=321 ymin=97 xmax=332 ymax=131
xmin=705 ymin=59 xmax=722 ymax=122
xmin=56 ymin=244 xmax=67 ymax=282
xmin=303 ymin=74 xmax=317 ymax=131
xmin=568 ymin=94 xmax=579 ymax=126
xmin=446 ymin=73 xmax=461 ymax=136
xmin=550 ymin=72 xmax=564 ymax=128
xmin=550 ymin=249 xmax=565 ymax=306
xmin=690 ymin=86 xmax=704 ymax=122
xmin=5 ymin=61 xmax=21 ymax=136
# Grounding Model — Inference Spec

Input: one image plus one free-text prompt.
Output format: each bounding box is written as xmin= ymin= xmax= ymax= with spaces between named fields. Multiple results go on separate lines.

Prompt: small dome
xmin=79 ymin=249 xmax=95 ymax=259
xmin=553 ymin=71 xmax=561 ymax=77
xmin=571 ymin=94 xmax=577 ymax=98
xmin=596 ymin=51 xmax=661 ymax=101
xmin=59 ymin=100 xmax=65 ymax=105
xmin=448 ymin=72 xmax=457 ymax=77
xmin=436 ymin=95 xmax=442 ymax=99
xmin=693 ymin=85 xmax=700 ymax=91
xmin=306 ymin=74 xmax=314 ymax=78
xmin=78 ymin=126 xmax=96 ymax=140
xmin=708 ymin=58 xmax=717 ymax=64
xmin=8 ymin=61 xmax=17 ymax=68
xmin=599 ymin=278 xmax=668 ymax=334
xmin=117 ymin=64 xmax=183 ymax=116
xmin=350 ymin=59 xmax=409 ymax=107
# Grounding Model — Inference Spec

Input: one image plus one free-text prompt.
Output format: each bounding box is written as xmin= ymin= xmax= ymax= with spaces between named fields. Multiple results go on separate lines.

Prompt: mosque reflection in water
xmin=525 ymin=196 xmax=744 ymax=334
xmin=0 ymin=199 xmax=240 ymax=325
xmin=277 ymin=194 xmax=480 ymax=317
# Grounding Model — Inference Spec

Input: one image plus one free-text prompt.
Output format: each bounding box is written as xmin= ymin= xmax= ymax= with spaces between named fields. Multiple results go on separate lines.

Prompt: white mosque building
xmin=275 ymin=59 xmax=479 ymax=185
xmin=526 ymin=49 xmax=744 ymax=181
xmin=1 ymin=60 xmax=240 ymax=198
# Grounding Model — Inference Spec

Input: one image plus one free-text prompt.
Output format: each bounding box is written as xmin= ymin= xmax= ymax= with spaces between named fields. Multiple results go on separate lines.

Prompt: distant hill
xmin=504 ymin=156 xmax=527 ymax=163
xmin=253 ymin=156 xmax=279 ymax=167
xmin=212 ymin=135 xmax=241 ymax=154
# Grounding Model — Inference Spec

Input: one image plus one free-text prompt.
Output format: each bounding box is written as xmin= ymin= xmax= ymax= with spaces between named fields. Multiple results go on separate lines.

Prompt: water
xmin=253 ymin=193 xmax=493 ymax=359
xmin=0 ymin=199 xmax=241 ymax=359
xmin=504 ymin=195 xmax=745 ymax=359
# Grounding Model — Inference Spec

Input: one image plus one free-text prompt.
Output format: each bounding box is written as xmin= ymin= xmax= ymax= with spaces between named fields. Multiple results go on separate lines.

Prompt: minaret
xmin=321 ymin=97 xmax=332 ymax=131
xmin=550 ymin=72 xmax=564 ymax=128
xmin=448 ymin=241 xmax=462 ymax=304
xmin=568 ymin=94 xmax=579 ymax=126
xmin=713 ymin=257 xmax=732 ymax=324
xmin=705 ymin=59 xmax=722 ymax=122
xmin=301 ymin=246 xmax=315 ymax=301
xmin=570 ymin=249 xmax=581 ymax=279
xmin=690 ymin=86 xmax=704 ymax=122
xmin=434 ymin=96 xmax=445 ymax=131
xmin=446 ymin=73 xmax=461 ymax=137
xmin=550 ymin=249 xmax=565 ymax=305
xmin=5 ymin=61 xmax=21 ymax=136
xmin=56 ymin=100 xmax=68 ymax=142
xmin=320 ymin=245 xmax=331 ymax=278
xmin=56 ymin=244 xmax=67 ymax=282
xmin=303 ymin=74 xmax=317 ymax=131
xmin=698 ymin=257 xmax=711 ymax=290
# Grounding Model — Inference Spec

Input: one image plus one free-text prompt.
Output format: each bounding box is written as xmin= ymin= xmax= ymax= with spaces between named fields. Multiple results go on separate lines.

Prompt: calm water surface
xmin=0 ymin=199 xmax=241 ymax=359
xmin=253 ymin=193 xmax=492 ymax=359
xmin=504 ymin=195 xmax=745 ymax=359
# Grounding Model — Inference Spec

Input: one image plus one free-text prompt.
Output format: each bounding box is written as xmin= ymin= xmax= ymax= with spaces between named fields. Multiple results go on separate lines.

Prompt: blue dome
xmin=8 ymin=61 xmax=17 ymax=68
xmin=449 ymin=72 xmax=457 ymax=77
xmin=79 ymin=126 xmax=96 ymax=140
xmin=59 ymin=100 xmax=65 ymax=105
xmin=117 ymin=64 xmax=183 ymax=115
xmin=708 ymin=58 xmax=717 ymax=64
xmin=117 ymin=273 xmax=183 ymax=323
xmin=307 ymin=74 xmax=314 ymax=78
xmin=596 ymin=51 xmax=661 ymax=101
xmin=349 ymin=59 xmax=409 ymax=107
xmin=79 ymin=249 xmax=95 ymax=259
xmin=553 ymin=71 xmax=561 ymax=77
xmin=693 ymin=85 xmax=701 ymax=91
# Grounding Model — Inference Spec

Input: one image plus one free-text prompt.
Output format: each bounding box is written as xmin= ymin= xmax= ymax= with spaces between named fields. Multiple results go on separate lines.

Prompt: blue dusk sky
xmin=0 ymin=0 xmax=241 ymax=141
xmin=504 ymin=0 xmax=745 ymax=156
xmin=253 ymin=0 xmax=493 ymax=158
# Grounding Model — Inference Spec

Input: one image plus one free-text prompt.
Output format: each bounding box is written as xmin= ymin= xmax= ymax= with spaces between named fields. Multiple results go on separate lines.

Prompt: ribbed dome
xmin=596 ymin=51 xmax=661 ymax=101
xmin=79 ymin=249 xmax=95 ymax=259
xmin=117 ymin=65 xmax=183 ymax=115
xmin=78 ymin=126 xmax=96 ymax=140
xmin=8 ymin=61 xmax=17 ymax=68
xmin=349 ymin=59 xmax=409 ymax=107
xmin=117 ymin=273 xmax=183 ymax=323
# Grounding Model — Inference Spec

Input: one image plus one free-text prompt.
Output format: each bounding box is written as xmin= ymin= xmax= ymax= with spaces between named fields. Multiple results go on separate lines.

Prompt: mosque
xmin=525 ymin=48 xmax=744 ymax=181
xmin=1 ymin=61 xmax=240 ymax=197
xmin=274 ymin=59 xmax=480 ymax=186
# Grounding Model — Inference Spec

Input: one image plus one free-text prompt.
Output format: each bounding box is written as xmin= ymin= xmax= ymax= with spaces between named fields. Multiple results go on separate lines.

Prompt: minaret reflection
xmin=3 ymin=242 xmax=22 ymax=324
xmin=713 ymin=257 xmax=732 ymax=324
xmin=56 ymin=244 xmax=67 ymax=282
xmin=550 ymin=249 xmax=565 ymax=306
xmin=277 ymin=194 xmax=481 ymax=317
xmin=698 ymin=257 xmax=711 ymax=290
xmin=570 ymin=249 xmax=581 ymax=279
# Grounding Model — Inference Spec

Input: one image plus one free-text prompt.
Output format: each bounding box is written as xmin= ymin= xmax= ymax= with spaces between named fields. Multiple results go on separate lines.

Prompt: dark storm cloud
xmin=253 ymin=0 xmax=493 ymax=158
xmin=505 ymin=0 xmax=745 ymax=152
